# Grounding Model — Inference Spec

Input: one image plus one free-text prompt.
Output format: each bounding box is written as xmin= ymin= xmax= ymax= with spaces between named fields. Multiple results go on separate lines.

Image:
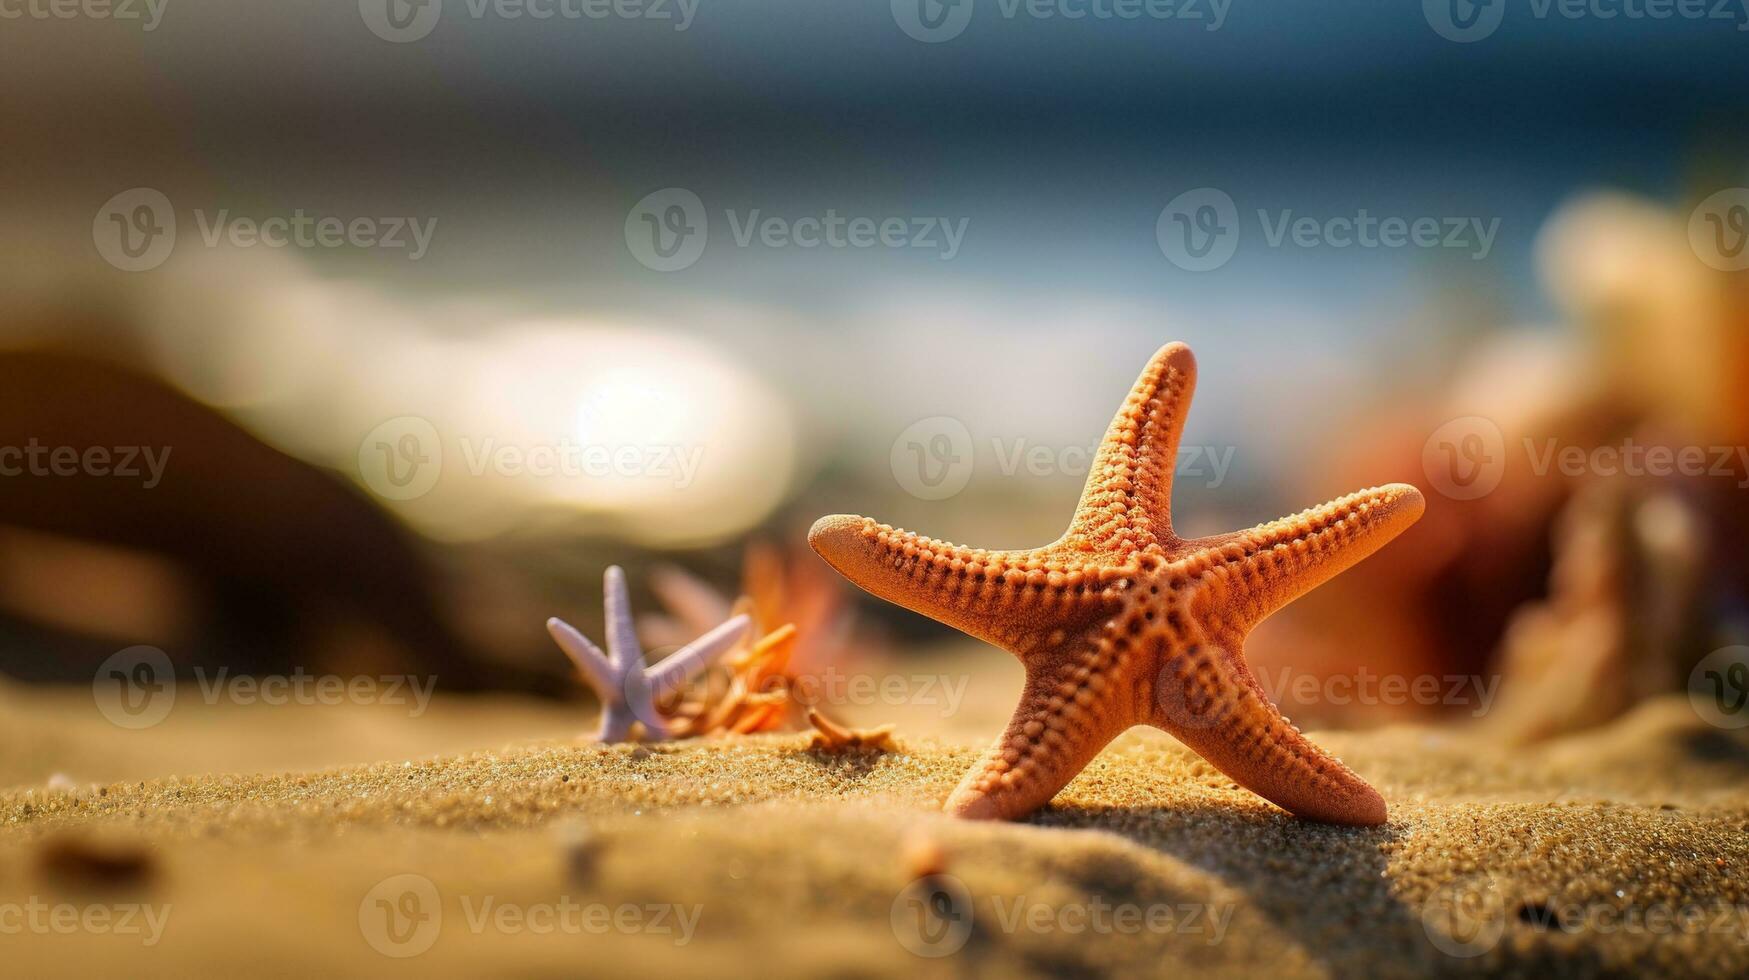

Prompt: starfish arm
xmin=1065 ymin=342 xmax=1197 ymax=555
xmin=646 ymin=614 xmax=752 ymax=699
xmin=809 ymin=515 xmax=1114 ymax=651
xmin=545 ymin=617 xmax=617 ymax=700
xmin=1151 ymin=639 xmax=1387 ymax=826
xmin=1191 ymin=483 xmax=1426 ymax=629
xmin=602 ymin=565 xmax=644 ymax=672
xmin=600 ymin=699 xmax=653 ymax=742
xmin=944 ymin=657 xmax=1137 ymax=820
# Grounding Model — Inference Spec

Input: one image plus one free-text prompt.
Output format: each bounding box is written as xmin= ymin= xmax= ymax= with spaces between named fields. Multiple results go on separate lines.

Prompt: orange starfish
xmin=804 ymin=707 xmax=898 ymax=753
xmin=809 ymin=342 xmax=1424 ymax=825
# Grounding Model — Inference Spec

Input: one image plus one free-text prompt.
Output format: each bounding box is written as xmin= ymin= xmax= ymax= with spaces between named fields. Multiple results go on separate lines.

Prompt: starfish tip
xmin=807 ymin=513 xmax=868 ymax=565
xmin=1378 ymin=481 xmax=1427 ymax=528
xmin=1328 ymin=784 xmax=1389 ymax=827
xmin=1152 ymin=340 xmax=1196 ymax=373
xmin=723 ymin=613 xmax=754 ymax=637
xmin=942 ymin=785 xmax=1009 ymax=821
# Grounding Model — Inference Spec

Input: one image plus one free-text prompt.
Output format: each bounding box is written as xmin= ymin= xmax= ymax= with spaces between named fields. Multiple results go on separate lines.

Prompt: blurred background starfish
xmin=545 ymin=566 xmax=748 ymax=742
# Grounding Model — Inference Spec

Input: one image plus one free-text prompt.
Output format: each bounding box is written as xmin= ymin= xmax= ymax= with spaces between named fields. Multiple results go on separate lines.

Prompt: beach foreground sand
xmin=3 ymin=691 xmax=1747 ymax=978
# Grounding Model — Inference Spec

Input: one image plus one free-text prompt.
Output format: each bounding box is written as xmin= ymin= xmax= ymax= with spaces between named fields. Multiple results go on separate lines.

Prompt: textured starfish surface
xmin=547 ymin=566 xmax=749 ymax=742
xmin=809 ymin=342 xmax=1425 ymax=825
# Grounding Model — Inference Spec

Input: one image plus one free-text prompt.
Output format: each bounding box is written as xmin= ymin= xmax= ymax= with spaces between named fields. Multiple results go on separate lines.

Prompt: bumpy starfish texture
xmin=547 ymin=566 xmax=750 ymax=742
xmin=810 ymin=342 xmax=1425 ymax=825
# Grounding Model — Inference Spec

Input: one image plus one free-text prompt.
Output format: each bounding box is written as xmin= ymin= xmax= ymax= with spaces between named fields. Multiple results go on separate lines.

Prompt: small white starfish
xmin=547 ymin=566 xmax=751 ymax=742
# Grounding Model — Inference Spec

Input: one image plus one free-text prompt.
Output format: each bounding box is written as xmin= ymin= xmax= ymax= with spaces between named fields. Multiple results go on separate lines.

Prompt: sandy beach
xmin=4 ymin=679 xmax=1745 ymax=978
